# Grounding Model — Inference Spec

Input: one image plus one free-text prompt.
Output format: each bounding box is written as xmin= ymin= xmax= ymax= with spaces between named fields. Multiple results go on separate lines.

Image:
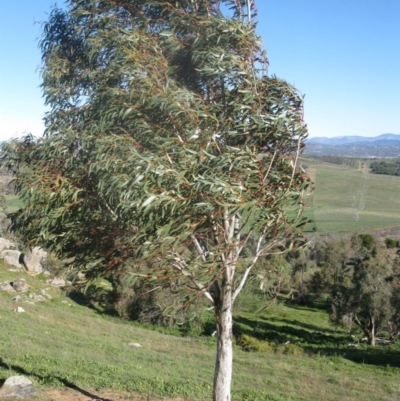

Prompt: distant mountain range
xmin=305 ymin=134 xmax=400 ymax=157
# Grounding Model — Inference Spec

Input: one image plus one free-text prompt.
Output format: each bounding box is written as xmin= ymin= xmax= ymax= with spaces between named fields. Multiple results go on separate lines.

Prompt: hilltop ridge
xmin=305 ymin=133 xmax=400 ymax=157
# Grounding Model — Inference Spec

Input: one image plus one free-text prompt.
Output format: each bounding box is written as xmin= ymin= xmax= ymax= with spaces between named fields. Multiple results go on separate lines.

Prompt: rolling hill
xmin=305 ymin=134 xmax=400 ymax=157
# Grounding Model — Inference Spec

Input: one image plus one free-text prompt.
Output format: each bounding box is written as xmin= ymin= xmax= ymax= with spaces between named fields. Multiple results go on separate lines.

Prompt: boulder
xmin=14 ymin=307 xmax=25 ymax=313
xmin=12 ymin=279 xmax=28 ymax=293
xmin=22 ymin=247 xmax=47 ymax=275
xmin=0 ymin=237 xmax=16 ymax=252
xmin=0 ymin=282 xmax=16 ymax=293
xmin=0 ymin=250 xmax=23 ymax=268
xmin=0 ymin=375 xmax=36 ymax=398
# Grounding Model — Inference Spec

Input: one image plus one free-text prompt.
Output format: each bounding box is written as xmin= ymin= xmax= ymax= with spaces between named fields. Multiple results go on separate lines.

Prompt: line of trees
xmin=370 ymin=160 xmax=400 ymax=176
xmin=308 ymin=155 xmax=357 ymax=168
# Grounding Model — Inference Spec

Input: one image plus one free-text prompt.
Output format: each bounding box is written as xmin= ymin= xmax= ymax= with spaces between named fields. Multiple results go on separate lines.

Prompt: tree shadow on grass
xmin=264 ymin=316 xmax=340 ymax=335
xmin=234 ymin=315 xmax=347 ymax=347
xmin=67 ymin=289 xmax=119 ymax=318
xmin=321 ymin=346 xmax=400 ymax=368
xmin=233 ymin=316 xmax=400 ymax=369
xmin=0 ymin=358 xmax=114 ymax=401
xmin=283 ymin=301 xmax=327 ymax=313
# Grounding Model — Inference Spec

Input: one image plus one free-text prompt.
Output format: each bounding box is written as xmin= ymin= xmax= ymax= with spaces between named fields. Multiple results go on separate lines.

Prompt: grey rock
xmin=0 ymin=250 xmax=23 ymax=268
xmin=0 ymin=375 xmax=36 ymax=398
xmin=40 ymin=289 xmax=52 ymax=299
xmin=14 ymin=307 xmax=25 ymax=313
xmin=22 ymin=247 xmax=47 ymax=275
xmin=46 ymin=277 xmax=65 ymax=287
xmin=12 ymin=279 xmax=28 ymax=293
xmin=32 ymin=295 xmax=46 ymax=302
xmin=128 ymin=343 xmax=142 ymax=348
xmin=0 ymin=282 xmax=16 ymax=293
xmin=12 ymin=295 xmax=22 ymax=302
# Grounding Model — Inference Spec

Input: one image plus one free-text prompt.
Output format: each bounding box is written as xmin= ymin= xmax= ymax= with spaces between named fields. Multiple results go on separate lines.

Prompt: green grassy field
xmin=302 ymin=159 xmax=400 ymax=233
xmin=1 ymin=264 xmax=400 ymax=401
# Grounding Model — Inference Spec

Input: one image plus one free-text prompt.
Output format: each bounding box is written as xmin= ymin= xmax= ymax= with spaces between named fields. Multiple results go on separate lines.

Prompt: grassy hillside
xmin=1 ymin=263 xmax=400 ymax=400
xmin=301 ymin=158 xmax=400 ymax=233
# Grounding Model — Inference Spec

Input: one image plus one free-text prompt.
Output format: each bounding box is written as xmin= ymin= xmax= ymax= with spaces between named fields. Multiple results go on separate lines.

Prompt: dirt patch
xmin=29 ymin=387 xmax=189 ymax=401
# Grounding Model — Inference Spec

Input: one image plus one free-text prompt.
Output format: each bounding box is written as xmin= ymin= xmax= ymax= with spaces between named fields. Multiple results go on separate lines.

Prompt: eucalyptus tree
xmin=329 ymin=244 xmax=399 ymax=346
xmin=2 ymin=1 xmax=311 ymax=399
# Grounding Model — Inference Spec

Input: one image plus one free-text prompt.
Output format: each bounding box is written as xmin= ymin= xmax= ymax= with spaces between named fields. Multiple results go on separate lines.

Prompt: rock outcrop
xmin=0 ymin=239 xmax=48 ymax=275
xmin=0 ymin=237 xmax=16 ymax=252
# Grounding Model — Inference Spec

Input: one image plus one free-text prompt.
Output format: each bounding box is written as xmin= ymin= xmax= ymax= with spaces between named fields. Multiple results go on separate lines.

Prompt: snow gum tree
xmin=2 ymin=1 xmax=312 ymax=399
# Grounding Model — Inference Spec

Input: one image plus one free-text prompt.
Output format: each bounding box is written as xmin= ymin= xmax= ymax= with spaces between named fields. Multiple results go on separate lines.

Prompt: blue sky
xmin=1 ymin=1 xmax=399 ymax=141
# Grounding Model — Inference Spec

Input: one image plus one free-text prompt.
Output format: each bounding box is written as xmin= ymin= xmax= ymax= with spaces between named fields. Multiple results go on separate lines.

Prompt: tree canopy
xmin=328 ymin=239 xmax=400 ymax=346
xmin=1 ymin=1 xmax=312 ymax=399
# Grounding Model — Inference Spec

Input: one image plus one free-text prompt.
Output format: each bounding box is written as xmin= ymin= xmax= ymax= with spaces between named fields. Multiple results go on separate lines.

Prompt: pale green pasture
xmin=307 ymin=163 xmax=400 ymax=233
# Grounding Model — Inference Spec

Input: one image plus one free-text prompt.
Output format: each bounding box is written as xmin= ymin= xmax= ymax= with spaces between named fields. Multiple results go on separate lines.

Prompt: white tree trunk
xmin=213 ymin=282 xmax=233 ymax=401
xmin=367 ymin=319 xmax=376 ymax=346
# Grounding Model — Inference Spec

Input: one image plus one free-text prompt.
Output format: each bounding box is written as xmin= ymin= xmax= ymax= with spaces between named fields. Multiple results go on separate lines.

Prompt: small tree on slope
xmin=329 ymin=242 xmax=400 ymax=346
xmin=1 ymin=1 xmax=312 ymax=399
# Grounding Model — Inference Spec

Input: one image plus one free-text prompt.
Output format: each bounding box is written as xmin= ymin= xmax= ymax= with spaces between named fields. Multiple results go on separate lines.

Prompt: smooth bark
xmin=367 ymin=318 xmax=376 ymax=346
xmin=213 ymin=280 xmax=233 ymax=401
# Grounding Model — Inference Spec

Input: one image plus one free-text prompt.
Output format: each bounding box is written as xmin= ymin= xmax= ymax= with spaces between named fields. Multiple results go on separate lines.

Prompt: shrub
xmin=237 ymin=335 xmax=305 ymax=356
xmin=281 ymin=343 xmax=304 ymax=356
xmin=109 ymin=269 xmax=210 ymax=333
xmin=359 ymin=234 xmax=375 ymax=250
xmin=385 ymin=237 xmax=397 ymax=249
xmin=237 ymin=335 xmax=274 ymax=353
xmin=43 ymin=253 xmax=67 ymax=277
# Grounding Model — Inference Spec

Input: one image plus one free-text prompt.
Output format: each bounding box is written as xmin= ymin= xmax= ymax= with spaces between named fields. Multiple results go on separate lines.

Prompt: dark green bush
xmin=359 ymin=234 xmax=375 ymax=250
xmin=385 ymin=237 xmax=397 ymax=249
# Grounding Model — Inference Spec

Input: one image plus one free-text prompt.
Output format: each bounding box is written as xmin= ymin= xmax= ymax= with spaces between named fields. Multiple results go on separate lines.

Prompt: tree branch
xmin=224 ymin=207 xmax=230 ymax=242
xmin=285 ymin=137 xmax=302 ymax=195
xmin=191 ymin=234 xmax=207 ymax=262
xmin=246 ymin=0 xmax=252 ymax=24
xmin=232 ymin=233 xmax=265 ymax=302
xmin=170 ymin=251 xmax=214 ymax=304
xmin=263 ymin=150 xmax=278 ymax=184
xmin=232 ymin=233 xmax=287 ymax=303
